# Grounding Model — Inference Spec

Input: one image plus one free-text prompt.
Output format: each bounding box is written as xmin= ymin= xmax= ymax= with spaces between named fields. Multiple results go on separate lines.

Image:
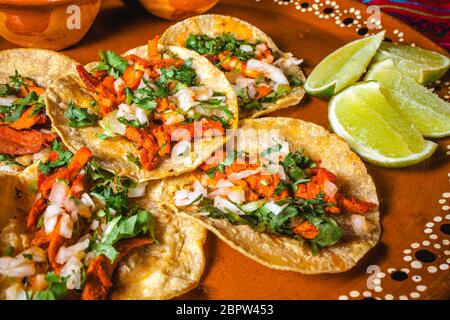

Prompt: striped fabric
xmin=359 ymin=0 xmax=450 ymax=50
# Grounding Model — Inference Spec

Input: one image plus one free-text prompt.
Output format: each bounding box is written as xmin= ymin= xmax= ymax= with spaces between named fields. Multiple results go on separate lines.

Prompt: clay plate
xmin=0 ymin=0 xmax=449 ymax=300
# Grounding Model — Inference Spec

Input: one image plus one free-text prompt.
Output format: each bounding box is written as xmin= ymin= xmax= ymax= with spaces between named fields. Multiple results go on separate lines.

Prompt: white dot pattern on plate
xmin=285 ymin=0 xmax=450 ymax=302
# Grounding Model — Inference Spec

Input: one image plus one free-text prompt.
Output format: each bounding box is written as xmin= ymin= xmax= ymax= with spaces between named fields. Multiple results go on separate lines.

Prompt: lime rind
xmin=365 ymin=59 xmax=450 ymax=138
xmin=305 ymin=31 xmax=385 ymax=99
xmin=328 ymin=81 xmax=437 ymax=168
xmin=374 ymin=42 xmax=450 ymax=85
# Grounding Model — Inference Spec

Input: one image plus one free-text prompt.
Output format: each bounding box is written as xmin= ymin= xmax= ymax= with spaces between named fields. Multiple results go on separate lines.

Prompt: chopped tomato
xmin=218 ymin=51 xmax=259 ymax=78
xmin=293 ymin=220 xmax=319 ymax=240
xmin=256 ymin=86 xmax=273 ymax=99
xmin=245 ymin=171 xmax=288 ymax=200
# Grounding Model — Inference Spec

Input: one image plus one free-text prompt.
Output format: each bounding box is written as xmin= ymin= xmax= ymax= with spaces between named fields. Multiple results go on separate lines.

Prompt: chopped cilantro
xmin=207 ymin=151 xmax=243 ymax=178
xmin=95 ymin=50 xmax=130 ymax=79
xmin=64 ymin=101 xmax=98 ymax=127
xmin=38 ymin=139 xmax=73 ymax=176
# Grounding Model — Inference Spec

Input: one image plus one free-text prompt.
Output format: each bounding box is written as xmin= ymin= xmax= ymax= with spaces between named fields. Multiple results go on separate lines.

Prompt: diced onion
xmin=99 ymin=110 xmax=126 ymax=135
xmin=43 ymin=204 xmax=64 ymax=234
xmin=247 ymin=59 xmax=289 ymax=85
xmin=214 ymin=179 xmax=235 ymax=189
xmin=171 ymin=140 xmax=191 ymax=159
xmin=135 ymin=107 xmax=148 ymax=125
xmin=351 ymin=214 xmax=371 ymax=236
xmin=227 ymin=188 xmax=246 ymax=204
xmin=213 ymin=196 xmax=244 ymax=215
xmin=4 ymin=284 xmax=27 ymax=300
xmin=117 ymin=103 xmax=137 ymax=121
xmin=247 ymin=85 xmax=257 ymax=99
xmin=48 ymin=181 xmax=70 ymax=206
xmin=164 ymin=113 xmax=185 ymax=126
xmin=256 ymin=43 xmax=268 ymax=52
xmin=59 ymin=213 xmax=73 ymax=239
xmin=174 ymin=87 xmax=196 ymax=112
xmin=0 ymin=256 xmax=35 ymax=278
xmin=81 ymin=193 xmax=95 ymax=208
xmin=263 ymin=164 xmax=286 ymax=181
xmin=235 ymin=77 xmax=255 ymax=88
xmin=227 ymin=168 xmax=260 ymax=180
xmin=56 ymin=237 xmax=90 ymax=265
xmin=191 ymin=86 xmax=213 ymax=101
xmin=174 ymin=180 xmax=206 ymax=206
xmin=241 ymin=200 xmax=265 ymax=213
xmin=90 ymin=219 xmax=99 ymax=230
xmin=113 ymin=78 xmax=123 ymax=92
xmin=324 ymin=181 xmax=338 ymax=198
xmin=274 ymin=53 xmax=303 ymax=69
xmin=0 ymin=165 xmax=15 ymax=172
xmin=127 ymin=182 xmax=147 ymax=198
xmin=0 ymin=95 xmax=17 ymax=106
xmin=239 ymin=44 xmax=253 ymax=52
xmin=263 ymin=201 xmax=288 ymax=216
xmin=60 ymin=256 xmax=83 ymax=290
xmin=33 ymin=147 xmax=51 ymax=164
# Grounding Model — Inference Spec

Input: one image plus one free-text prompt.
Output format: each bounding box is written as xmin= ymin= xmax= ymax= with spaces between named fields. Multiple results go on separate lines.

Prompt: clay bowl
xmin=138 ymin=0 xmax=219 ymax=20
xmin=0 ymin=0 xmax=101 ymax=50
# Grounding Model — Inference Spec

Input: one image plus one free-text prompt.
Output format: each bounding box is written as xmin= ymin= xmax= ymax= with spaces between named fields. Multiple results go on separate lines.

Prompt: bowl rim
xmin=0 ymin=0 xmax=98 ymax=7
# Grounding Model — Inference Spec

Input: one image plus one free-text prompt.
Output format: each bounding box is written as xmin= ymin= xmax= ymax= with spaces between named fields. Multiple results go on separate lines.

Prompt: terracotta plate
xmin=1 ymin=0 xmax=449 ymax=300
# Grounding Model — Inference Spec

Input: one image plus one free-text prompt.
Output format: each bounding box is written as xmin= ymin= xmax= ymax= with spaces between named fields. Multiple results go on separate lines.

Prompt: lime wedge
xmin=365 ymin=59 xmax=450 ymax=138
xmin=305 ymin=31 xmax=385 ymax=99
xmin=329 ymin=81 xmax=437 ymax=167
xmin=373 ymin=42 xmax=450 ymax=85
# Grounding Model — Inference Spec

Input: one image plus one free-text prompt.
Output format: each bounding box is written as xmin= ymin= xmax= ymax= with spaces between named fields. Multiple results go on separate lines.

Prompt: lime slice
xmin=304 ymin=31 xmax=385 ymax=99
xmin=373 ymin=41 xmax=450 ymax=85
xmin=365 ymin=59 xmax=450 ymax=138
xmin=329 ymin=81 xmax=437 ymax=167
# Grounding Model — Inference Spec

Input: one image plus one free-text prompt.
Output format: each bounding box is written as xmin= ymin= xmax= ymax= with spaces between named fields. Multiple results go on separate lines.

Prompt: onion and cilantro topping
xmin=185 ymin=33 xmax=303 ymax=112
xmin=0 ymin=145 xmax=156 ymax=300
xmin=0 ymin=71 xmax=56 ymax=164
xmin=72 ymin=37 xmax=232 ymax=171
xmin=175 ymin=141 xmax=377 ymax=253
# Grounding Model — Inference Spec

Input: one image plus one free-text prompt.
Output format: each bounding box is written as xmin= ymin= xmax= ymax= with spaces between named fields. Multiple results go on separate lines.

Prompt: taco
xmin=0 ymin=48 xmax=78 ymax=172
xmin=160 ymin=14 xmax=306 ymax=119
xmin=156 ymin=117 xmax=380 ymax=274
xmin=0 ymin=144 xmax=206 ymax=300
xmin=45 ymin=37 xmax=238 ymax=182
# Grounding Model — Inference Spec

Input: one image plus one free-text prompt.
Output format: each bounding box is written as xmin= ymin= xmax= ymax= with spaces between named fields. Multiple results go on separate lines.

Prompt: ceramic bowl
xmin=0 ymin=0 xmax=101 ymax=50
xmin=138 ymin=0 xmax=219 ymax=20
